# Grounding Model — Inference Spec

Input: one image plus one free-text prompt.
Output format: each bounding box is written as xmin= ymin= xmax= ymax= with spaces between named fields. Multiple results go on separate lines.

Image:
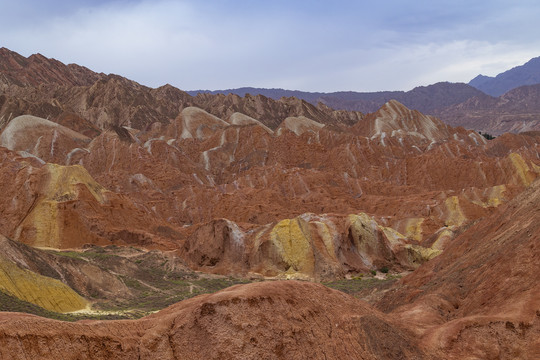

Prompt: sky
xmin=1 ymin=0 xmax=540 ymax=92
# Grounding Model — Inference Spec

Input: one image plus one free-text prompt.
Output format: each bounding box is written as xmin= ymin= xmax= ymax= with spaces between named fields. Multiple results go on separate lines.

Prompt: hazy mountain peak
xmin=468 ymin=56 xmax=540 ymax=96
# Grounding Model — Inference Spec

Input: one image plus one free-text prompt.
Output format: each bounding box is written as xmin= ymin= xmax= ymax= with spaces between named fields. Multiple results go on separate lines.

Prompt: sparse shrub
xmin=379 ymin=267 xmax=389 ymax=274
xmin=370 ymin=270 xmax=376 ymax=276
xmin=479 ymin=131 xmax=495 ymax=140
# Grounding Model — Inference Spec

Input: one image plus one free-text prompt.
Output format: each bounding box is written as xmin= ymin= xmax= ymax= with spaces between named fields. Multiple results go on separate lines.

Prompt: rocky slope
xmin=190 ymin=82 xmax=485 ymax=114
xmin=0 ymin=280 xmax=425 ymax=360
xmin=0 ymin=107 xmax=537 ymax=289
xmin=0 ymin=47 xmax=104 ymax=87
xmin=0 ymin=236 xmax=88 ymax=313
xmin=0 ymin=49 xmax=362 ymax=132
xmin=195 ymin=57 xmax=540 ymax=135
xmin=0 ymin=95 xmax=538 ymax=281
xmin=3 ymin=48 xmax=540 ymax=136
xmin=0 ymin=47 xmax=539 ymax=358
xmin=377 ymin=177 xmax=540 ymax=359
xmin=196 ymin=83 xmax=540 ymax=136
xmin=433 ymin=84 xmax=540 ymax=135
xmin=193 ymin=82 xmax=540 ymax=136
xmin=2 ymin=173 xmax=539 ymax=359
xmin=0 ymin=179 xmax=538 ymax=358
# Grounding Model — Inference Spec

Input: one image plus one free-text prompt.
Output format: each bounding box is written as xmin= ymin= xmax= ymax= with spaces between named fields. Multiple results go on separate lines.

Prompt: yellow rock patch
xmin=25 ymin=200 xmax=60 ymax=248
xmin=45 ymin=163 xmax=106 ymax=203
xmin=431 ymin=228 xmax=455 ymax=251
xmin=0 ymin=256 xmax=87 ymax=313
xmin=350 ymin=214 xmax=440 ymax=268
xmin=508 ymin=153 xmax=535 ymax=186
xmin=15 ymin=164 xmax=107 ymax=248
xmin=444 ymin=196 xmax=466 ymax=227
xmin=311 ymin=221 xmax=338 ymax=262
xmin=380 ymin=226 xmax=407 ymax=247
xmin=485 ymin=185 xmax=506 ymax=207
xmin=532 ymin=162 xmax=540 ymax=174
xmin=347 ymin=213 xmax=382 ymax=262
xmin=402 ymin=218 xmax=424 ymax=241
xmin=404 ymin=244 xmax=442 ymax=263
xmin=382 ymin=225 xmax=443 ymax=263
xmin=270 ymin=218 xmax=314 ymax=275
xmin=468 ymin=185 xmax=506 ymax=208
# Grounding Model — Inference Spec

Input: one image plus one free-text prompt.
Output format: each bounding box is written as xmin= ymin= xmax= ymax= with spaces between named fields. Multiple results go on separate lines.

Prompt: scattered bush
xmin=479 ymin=131 xmax=495 ymax=140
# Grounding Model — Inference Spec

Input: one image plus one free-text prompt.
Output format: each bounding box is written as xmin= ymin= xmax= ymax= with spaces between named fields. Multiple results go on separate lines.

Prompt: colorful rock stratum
xmin=0 ymin=48 xmax=539 ymax=359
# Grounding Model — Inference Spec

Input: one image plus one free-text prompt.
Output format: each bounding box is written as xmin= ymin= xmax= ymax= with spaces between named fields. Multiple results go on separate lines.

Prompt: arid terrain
xmin=193 ymin=56 xmax=540 ymax=136
xmin=0 ymin=48 xmax=539 ymax=359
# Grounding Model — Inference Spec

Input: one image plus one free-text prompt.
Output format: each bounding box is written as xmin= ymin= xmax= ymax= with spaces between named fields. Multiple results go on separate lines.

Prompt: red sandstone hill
xmin=376 ymin=177 xmax=540 ymax=358
xmin=0 ymin=280 xmax=426 ymax=360
xmin=197 ymin=82 xmax=540 ymax=136
xmin=0 ymin=51 xmax=538 ymax=281
xmin=0 ymin=47 xmax=104 ymax=87
xmin=4 ymin=47 xmax=540 ymax=137
xmin=0 ymin=180 xmax=538 ymax=358
xmin=0 ymin=49 xmax=361 ymax=132
xmin=0 ymin=178 xmax=538 ymax=358
xmin=0 ymin=47 xmax=540 ymax=359
xmin=0 ymin=97 xmax=538 ymax=280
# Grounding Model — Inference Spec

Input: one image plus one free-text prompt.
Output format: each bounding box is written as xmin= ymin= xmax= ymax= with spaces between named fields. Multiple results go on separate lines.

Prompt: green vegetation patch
xmin=48 ymin=249 xmax=119 ymax=261
xmin=0 ymin=289 xmax=135 ymax=321
xmin=18 ymin=246 xmax=403 ymax=321
xmin=103 ymin=275 xmax=253 ymax=314
xmin=323 ymin=275 xmax=400 ymax=295
xmin=192 ymin=277 xmax=251 ymax=293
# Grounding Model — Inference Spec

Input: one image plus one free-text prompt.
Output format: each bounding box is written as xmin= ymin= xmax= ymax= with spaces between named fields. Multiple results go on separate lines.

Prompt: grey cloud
xmin=1 ymin=0 xmax=539 ymax=91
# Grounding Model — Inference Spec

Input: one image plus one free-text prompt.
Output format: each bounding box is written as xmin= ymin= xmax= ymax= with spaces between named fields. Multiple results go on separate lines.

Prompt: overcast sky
xmin=1 ymin=0 xmax=539 ymax=92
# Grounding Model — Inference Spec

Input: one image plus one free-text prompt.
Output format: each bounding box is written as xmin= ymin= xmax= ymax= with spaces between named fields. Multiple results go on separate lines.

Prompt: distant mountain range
xmin=189 ymin=56 xmax=540 ymax=108
xmin=187 ymin=56 xmax=540 ymax=105
xmin=189 ymin=56 xmax=540 ymax=135
xmin=432 ymin=83 xmax=540 ymax=134
xmin=187 ymin=83 xmax=485 ymax=115
xmin=468 ymin=56 xmax=540 ymax=96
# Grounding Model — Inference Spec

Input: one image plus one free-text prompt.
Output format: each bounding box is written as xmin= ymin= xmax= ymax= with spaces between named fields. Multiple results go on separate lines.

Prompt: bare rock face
xmin=0 ymin=47 xmax=104 ymax=87
xmin=1 ymin=47 xmax=540 ymax=359
xmin=1 ymin=94 xmax=539 ymax=280
xmin=14 ymin=162 xmax=109 ymax=248
xmin=59 ymin=75 xmax=187 ymax=130
xmin=175 ymin=106 xmax=229 ymax=140
xmin=0 ymin=146 xmax=181 ymax=250
xmin=192 ymin=92 xmax=362 ymax=129
xmin=228 ymin=112 xmax=274 ymax=134
xmin=377 ymin=178 xmax=540 ymax=359
xmin=0 ymin=115 xmax=91 ymax=164
xmin=181 ymin=212 xmax=438 ymax=280
xmin=434 ymin=84 xmax=540 ymax=135
xmin=276 ymin=116 xmax=325 ymax=136
xmin=354 ymin=100 xmax=453 ymax=143
xmin=0 ymin=51 xmax=192 ymax=132
xmin=0 ymin=281 xmax=425 ymax=360
xmin=0 ymin=239 xmax=88 ymax=313
xmin=0 ymin=49 xmax=360 ymax=135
